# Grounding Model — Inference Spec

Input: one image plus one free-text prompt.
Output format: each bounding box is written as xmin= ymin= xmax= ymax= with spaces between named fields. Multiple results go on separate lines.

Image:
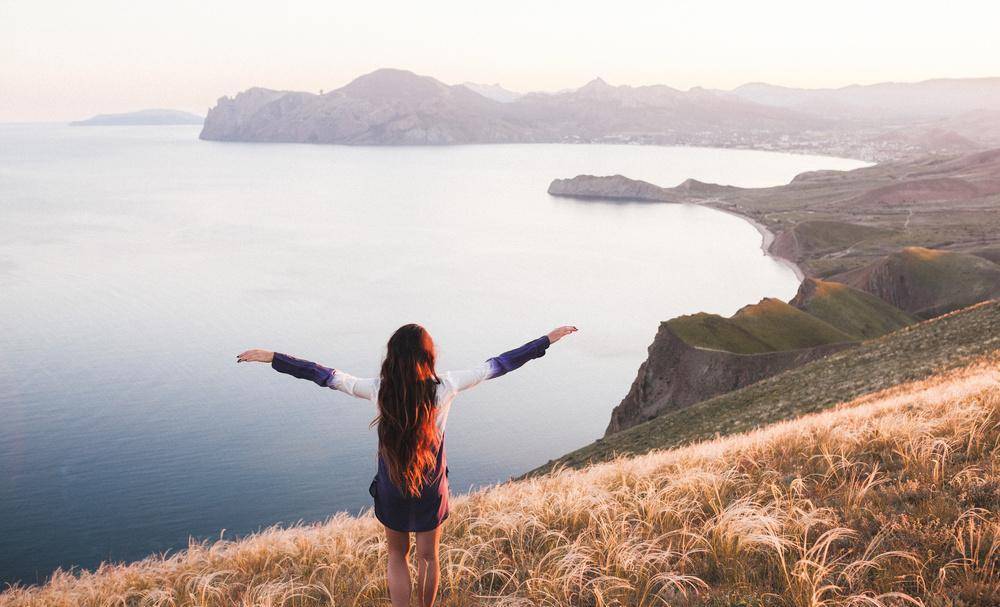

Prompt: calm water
xmin=0 ymin=124 xmax=866 ymax=585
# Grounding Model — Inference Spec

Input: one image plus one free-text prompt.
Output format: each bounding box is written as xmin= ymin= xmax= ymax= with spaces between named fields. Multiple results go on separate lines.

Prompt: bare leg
xmin=414 ymin=525 xmax=442 ymax=607
xmin=385 ymin=527 xmax=411 ymax=607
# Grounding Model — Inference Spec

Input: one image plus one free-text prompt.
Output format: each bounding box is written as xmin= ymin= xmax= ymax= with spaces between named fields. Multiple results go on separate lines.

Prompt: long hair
xmin=372 ymin=323 xmax=442 ymax=497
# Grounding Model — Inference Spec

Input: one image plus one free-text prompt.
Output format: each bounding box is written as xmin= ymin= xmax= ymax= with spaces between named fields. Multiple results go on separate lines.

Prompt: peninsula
xmin=71 ymin=109 xmax=204 ymax=126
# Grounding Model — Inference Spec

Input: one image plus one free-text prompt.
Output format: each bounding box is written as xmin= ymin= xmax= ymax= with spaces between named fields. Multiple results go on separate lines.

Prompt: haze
xmin=2 ymin=0 xmax=999 ymax=122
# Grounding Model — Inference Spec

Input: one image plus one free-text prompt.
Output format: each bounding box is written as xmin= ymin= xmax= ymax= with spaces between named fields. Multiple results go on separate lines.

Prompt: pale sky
xmin=2 ymin=0 xmax=999 ymax=122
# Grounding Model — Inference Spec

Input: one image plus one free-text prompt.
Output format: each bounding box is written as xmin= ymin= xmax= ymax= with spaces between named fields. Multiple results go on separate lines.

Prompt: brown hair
xmin=372 ymin=323 xmax=441 ymax=497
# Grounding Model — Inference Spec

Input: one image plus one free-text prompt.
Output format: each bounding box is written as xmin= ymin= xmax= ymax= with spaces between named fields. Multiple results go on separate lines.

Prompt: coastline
xmin=706 ymin=204 xmax=806 ymax=282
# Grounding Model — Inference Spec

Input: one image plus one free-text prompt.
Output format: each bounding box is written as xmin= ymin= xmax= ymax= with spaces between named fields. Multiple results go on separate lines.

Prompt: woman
xmin=236 ymin=323 xmax=577 ymax=607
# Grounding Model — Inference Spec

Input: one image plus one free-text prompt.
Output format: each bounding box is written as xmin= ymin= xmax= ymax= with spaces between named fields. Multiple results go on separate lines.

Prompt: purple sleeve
xmin=486 ymin=335 xmax=551 ymax=379
xmin=271 ymin=352 xmax=334 ymax=387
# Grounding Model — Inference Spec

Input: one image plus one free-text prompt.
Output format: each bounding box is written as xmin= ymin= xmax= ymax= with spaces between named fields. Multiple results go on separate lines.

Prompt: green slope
xmin=790 ymin=278 xmax=917 ymax=339
xmin=528 ymin=300 xmax=999 ymax=476
xmin=837 ymin=247 xmax=1000 ymax=318
xmin=666 ymin=297 xmax=855 ymax=354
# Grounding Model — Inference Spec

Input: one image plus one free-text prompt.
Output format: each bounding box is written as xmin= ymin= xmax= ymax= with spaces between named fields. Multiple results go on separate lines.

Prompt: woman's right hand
xmin=236 ymin=349 xmax=274 ymax=363
xmin=546 ymin=326 xmax=578 ymax=344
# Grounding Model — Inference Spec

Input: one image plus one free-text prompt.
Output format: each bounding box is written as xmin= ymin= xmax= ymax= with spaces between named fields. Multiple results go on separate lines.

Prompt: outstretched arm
xmin=236 ymin=348 xmax=378 ymax=401
xmin=445 ymin=325 xmax=577 ymax=393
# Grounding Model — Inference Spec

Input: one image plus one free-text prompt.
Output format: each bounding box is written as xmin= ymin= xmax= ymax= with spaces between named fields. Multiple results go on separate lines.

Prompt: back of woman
xmin=237 ymin=322 xmax=577 ymax=607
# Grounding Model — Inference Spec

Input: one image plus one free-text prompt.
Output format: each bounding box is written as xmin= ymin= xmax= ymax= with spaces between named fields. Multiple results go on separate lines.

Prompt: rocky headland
xmin=547 ymin=174 xmax=676 ymax=202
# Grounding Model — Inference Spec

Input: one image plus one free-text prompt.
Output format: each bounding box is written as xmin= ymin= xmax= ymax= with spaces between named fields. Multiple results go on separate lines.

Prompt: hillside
xmin=535 ymin=299 xmax=999 ymax=474
xmin=667 ymin=297 xmax=855 ymax=354
xmin=790 ymin=278 xmax=918 ymax=338
xmin=834 ymin=247 xmax=1000 ymax=318
xmin=605 ymin=286 xmax=914 ymax=434
xmin=3 ymin=358 xmax=996 ymax=606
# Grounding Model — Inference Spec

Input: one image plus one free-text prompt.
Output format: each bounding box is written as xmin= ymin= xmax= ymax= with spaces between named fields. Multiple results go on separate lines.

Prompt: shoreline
xmin=706 ymin=204 xmax=806 ymax=282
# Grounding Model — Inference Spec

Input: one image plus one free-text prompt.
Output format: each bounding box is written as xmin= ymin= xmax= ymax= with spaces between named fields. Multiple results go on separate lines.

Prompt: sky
xmin=2 ymin=0 xmax=999 ymax=122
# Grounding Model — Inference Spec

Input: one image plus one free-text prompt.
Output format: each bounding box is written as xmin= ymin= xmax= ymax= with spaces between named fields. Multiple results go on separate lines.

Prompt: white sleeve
xmin=441 ymin=360 xmax=496 ymax=395
xmin=329 ymin=370 xmax=380 ymax=402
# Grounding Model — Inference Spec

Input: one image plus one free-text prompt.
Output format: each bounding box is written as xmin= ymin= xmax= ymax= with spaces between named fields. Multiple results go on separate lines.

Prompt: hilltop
xmin=3 ymin=355 xmax=996 ymax=606
xmin=534 ymin=300 xmax=999 ymax=474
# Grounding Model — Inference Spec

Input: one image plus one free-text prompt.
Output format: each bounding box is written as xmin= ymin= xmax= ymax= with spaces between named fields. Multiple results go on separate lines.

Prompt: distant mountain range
xmin=199 ymin=69 xmax=1000 ymax=160
xmin=72 ymin=109 xmax=204 ymax=126
xmin=728 ymin=78 xmax=1000 ymax=120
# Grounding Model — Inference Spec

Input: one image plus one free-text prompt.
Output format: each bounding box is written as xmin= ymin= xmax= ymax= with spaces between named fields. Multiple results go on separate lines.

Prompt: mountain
xmin=200 ymin=69 xmax=529 ymax=144
xmin=200 ymin=68 xmax=818 ymax=145
xmin=731 ymin=77 xmax=1000 ymax=120
xmin=200 ymin=71 xmax=1000 ymax=158
xmin=70 ymin=109 xmax=204 ymax=126
xmin=833 ymin=247 xmax=1000 ymax=318
xmin=460 ymin=82 xmax=522 ymax=102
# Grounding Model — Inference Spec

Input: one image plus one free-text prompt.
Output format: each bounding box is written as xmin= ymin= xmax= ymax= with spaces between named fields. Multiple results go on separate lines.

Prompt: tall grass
xmin=3 ymin=357 xmax=998 ymax=606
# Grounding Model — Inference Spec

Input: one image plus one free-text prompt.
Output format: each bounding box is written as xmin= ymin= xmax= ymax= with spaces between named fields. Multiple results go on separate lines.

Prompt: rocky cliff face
xmin=605 ymin=324 xmax=850 ymax=434
xmin=605 ymin=278 xmax=918 ymax=435
xmin=547 ymin=175 xmax=675 ymax=201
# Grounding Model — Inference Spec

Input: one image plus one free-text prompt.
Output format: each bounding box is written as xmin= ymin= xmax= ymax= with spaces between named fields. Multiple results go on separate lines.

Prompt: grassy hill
xmin=533 ymin=299 xmax=999 ymax=474
xmin=667 ymin=297 xmax=855 ymax=354
xmin=835 ymin=247 xmax=1000 ymax=318
xmin=790 ymin=278 xmax=918 ymax=339
xmin=3 ymin=358 xmax=997 ymax=606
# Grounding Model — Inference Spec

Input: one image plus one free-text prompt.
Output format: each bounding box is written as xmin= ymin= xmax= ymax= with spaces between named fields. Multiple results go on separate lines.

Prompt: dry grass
xmin=3 ymin=357 xmax=998 ymax=607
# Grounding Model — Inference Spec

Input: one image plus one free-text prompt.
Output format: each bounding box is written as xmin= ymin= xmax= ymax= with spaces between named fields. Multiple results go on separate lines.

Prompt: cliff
xmin=605 ymin=281 xmax=919 ymax=435
xmin=605 ymin=323 xmax=849 ymax=434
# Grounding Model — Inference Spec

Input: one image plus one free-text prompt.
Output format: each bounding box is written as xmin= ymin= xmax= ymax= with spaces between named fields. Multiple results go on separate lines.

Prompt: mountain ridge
xmin=200 ymin=69 xmax=1000 ymax=159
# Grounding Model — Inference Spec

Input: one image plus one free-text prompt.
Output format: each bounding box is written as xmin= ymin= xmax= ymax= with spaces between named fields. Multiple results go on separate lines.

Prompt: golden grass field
xmin=3 ymin=356 xmax=997 ymax=607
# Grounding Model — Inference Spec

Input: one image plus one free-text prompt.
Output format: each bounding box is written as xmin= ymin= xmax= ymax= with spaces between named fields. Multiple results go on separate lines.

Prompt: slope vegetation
xmin=790 ymin=278 xmax=918 ymax=339
xmin=835 ymin=247 xmax=1000 ymax=318
xmin=4 ymin=359 xmax=997 ymax=606
xmin=668 ymin=297 xmax=854 ymax=354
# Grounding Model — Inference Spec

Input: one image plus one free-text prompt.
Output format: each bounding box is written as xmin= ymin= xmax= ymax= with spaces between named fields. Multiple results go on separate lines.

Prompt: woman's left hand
xmin=546 ymin=326 xmax=578 ymax=344
xmin=237 ymin=349 xmax=274 ymax=363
